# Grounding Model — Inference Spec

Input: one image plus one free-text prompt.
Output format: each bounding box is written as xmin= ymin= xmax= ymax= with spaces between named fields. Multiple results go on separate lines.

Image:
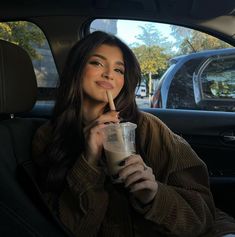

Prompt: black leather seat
xmin=0 ymin=40 xmax=72 ymax=236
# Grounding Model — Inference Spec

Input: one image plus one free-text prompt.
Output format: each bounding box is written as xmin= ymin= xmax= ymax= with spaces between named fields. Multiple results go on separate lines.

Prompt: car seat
xmin=0 ymin=40 xmax=72 ymax=236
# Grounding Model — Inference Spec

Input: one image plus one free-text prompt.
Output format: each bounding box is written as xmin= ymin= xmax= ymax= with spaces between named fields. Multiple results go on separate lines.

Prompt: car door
xmin=143 ymin=108 xmax=235 ymax=217
xmin=145 ymin=51 xmax=235 ymax=217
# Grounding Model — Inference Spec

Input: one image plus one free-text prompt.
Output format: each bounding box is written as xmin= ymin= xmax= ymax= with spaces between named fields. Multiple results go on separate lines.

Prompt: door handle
xmin=221 ymin=130 xmax=235 ymax=142
xmin=223 ymin=135 xmax=235 ymax=142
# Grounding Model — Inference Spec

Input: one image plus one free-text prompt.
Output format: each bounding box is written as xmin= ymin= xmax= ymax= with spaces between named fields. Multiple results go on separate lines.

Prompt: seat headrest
xmin=0 ymin=40 xmax=37 ymax=114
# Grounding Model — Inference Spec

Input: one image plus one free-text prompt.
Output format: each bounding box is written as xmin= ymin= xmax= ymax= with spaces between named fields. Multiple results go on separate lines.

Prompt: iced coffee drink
xmin=102 ymin=122 xmax=137 ymax=180
xmin=105 ymin=145 xmax=133 ymax=175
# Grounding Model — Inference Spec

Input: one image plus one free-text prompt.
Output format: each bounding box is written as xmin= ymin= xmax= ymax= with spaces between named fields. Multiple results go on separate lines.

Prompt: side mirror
xmin=193 ymin=54 xmax=235 ymax=111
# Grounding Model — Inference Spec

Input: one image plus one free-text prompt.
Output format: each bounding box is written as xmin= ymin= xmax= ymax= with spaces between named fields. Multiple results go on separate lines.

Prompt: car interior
xmin=0 ymin=0 xmax=235 ymax=236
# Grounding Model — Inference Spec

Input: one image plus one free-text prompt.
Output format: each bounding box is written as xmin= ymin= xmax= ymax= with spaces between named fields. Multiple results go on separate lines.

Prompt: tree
xmin=170 ymin=25 xmax=232 ymax=54
xmin=134 ymin=23 xmax=173 ymax=53
xmin=132 ymin=23 xmax=171 ymax=96
xmin=0 ymin=21 xmax=45 ymax=59
xmin=132 ymin=45 xmax=169 ymax=95
xmin=170 ymin=26 xmax=192 ymax=49
xmin=180 ymin=31 xmax=232 ymax=54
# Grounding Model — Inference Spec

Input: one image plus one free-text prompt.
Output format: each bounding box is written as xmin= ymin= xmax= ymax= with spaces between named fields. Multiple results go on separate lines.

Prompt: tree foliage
xmin=0 ymin=21 xmax=45 ymax=59
xmin=170 ymin=25 xmax=232 ymax=54
xmin=132 ymin=45 xmax=168 ymax=76
xmin=132 ymin=45 xmax=169 ymax=94
xmin=170 ymin=26 xmax=192 ymax=47
xmin=132 ymin=23 xmax=171 ymax=94
xmin=134 ymin=23 xmax=173 ymax=53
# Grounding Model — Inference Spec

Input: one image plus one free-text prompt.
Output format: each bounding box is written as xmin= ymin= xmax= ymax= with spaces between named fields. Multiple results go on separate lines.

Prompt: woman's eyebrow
xmin=92 ymin=53 xmax=124 ymax=66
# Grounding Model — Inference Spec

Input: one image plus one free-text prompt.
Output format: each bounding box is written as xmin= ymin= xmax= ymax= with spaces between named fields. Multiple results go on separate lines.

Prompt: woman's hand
xmin=83 ymin=111 xmax=119 ymax=166
xmin=119 ymin=155 xmax=158 ymax=205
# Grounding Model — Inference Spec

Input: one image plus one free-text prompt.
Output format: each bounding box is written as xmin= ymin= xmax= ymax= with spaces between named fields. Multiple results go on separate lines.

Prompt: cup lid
xmin=104 ymin=122 xmax=137 ymax=129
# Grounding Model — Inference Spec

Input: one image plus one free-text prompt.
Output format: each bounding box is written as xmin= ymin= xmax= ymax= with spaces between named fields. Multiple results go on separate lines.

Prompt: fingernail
xmin=119 ymin=160 xmax=125 ymax=166
xmin=119 ymin=117 xmax=125 ymax=122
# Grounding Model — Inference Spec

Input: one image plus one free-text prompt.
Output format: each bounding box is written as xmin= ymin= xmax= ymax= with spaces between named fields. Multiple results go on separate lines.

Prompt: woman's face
xmin=82 ymin=44 xmax=125 ymax=105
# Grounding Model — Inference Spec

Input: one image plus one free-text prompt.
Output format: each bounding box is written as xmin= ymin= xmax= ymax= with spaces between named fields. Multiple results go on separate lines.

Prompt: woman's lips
xmin=96 ymin=81 xmax=114 ymax=89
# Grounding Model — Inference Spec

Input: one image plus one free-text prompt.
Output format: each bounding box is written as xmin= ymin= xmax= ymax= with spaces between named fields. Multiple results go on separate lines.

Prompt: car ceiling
xmin=0 ymin=0 xmax=235 ymax=44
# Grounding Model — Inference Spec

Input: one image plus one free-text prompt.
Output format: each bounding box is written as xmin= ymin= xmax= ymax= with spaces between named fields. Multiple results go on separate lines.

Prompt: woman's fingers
xmin=119 ymin=154 xmax=150 ymax=180
xmin=83 ymin=111 xmax=120 ymax=165
xmin=96 ymin=111 xmax=119 ymax=124
xmin=118 ymin=154 xmax=158 ymax=204
xmin=124 ymin=154 xmax=144 ymax=166
xmin=119 ymin=163 xmax=145 ymax=180
xmin=124 ymin=169 xmax=155 ymax=188
xmin=83 ymin=111 xmax=119 ymax=134
xmin=129 ymin=180 xmax=158 ymax=193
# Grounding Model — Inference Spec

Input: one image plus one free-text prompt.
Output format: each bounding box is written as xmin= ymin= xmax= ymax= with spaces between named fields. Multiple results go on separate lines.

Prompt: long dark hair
xmin=39 ymin=31 xmax=142 ymax=192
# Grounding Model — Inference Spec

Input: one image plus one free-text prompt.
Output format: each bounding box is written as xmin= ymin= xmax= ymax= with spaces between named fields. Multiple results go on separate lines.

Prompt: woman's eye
xmin=89 ymin=60 xmax=103 ymax=67
xmin=115 ymin=68 xmax=124 ymax=75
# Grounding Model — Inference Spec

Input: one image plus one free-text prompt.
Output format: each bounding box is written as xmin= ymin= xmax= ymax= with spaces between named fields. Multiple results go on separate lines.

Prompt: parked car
xmin=151 ymin=48 xmax=235 ymax=112
xmin=135 ymin=84 xmax=147 ymax=98
xmin=1 ymin=0 xmax=235 ymax=236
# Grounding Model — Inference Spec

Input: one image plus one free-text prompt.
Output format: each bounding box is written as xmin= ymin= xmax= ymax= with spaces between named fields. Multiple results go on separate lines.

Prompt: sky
xmin=117 ymin=20 xmax=176 ymax=46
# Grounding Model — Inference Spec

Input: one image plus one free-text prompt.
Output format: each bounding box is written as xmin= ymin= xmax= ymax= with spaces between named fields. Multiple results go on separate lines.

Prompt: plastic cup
xmin=102 ymin=122 xmax=137 ymax=181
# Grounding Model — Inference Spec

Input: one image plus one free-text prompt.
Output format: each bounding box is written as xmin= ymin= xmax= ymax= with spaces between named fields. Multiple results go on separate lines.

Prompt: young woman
xmin=32 ymin=31 xmax=235 ymax=237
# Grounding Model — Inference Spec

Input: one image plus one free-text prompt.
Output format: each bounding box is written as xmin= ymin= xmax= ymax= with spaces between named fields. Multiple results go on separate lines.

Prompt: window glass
xmin=200 ymin=56 xmax=235 ymax=100
xmin=0 ymin=21 xmax=58 ymax=102
xmin=90 ymin=19 xmax=234 ymax=112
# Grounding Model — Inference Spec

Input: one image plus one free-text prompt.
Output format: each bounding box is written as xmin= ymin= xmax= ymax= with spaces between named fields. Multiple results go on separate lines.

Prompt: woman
xmin=32 ymin=31 xmax=235 ymax=237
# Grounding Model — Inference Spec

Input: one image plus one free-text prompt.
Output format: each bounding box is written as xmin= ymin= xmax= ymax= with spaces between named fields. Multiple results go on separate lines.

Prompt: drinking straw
xmin=106 ymin=90 xmax=124 ymax=144
xmin=106 ymin=90 xmax=116 ymax=111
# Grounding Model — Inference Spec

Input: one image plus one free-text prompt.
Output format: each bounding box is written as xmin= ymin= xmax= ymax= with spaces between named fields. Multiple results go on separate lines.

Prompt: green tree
xmin=132 ymin=45 xmax=169 ymax=95
xmin=134 ymin=23 xmax=173 ymax=53
xmin=170 ymin=26 xmax=192 ymax=49
xmin=0 ymin=21 xmax=45 ymax=59
xmin=170 ymin=25 xmax=232 ymax=54
xmin=180 ymin=31 xmax=232 ymax=54
xmin=132 ymin=23 xmax=171 ymax=96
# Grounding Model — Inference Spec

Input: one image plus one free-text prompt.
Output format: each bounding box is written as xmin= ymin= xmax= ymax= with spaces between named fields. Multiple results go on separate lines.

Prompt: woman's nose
xmin=102 ymin=69 xmax=113 ymax=80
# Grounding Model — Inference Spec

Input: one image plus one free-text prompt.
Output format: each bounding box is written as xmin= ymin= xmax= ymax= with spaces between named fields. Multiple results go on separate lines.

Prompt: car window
xmin=0 ymin=21 xmax=58 ymax=103
xmin=191 ymin=54 xmax=235 ymax=112
xmin=199 ymin=56 xmax=235 ymax=100
xmin=90 ymin=19 xmax=234 ymax=112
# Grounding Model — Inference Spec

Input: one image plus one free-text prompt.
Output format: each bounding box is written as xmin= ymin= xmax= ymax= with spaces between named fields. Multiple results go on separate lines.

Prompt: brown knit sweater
xmin=32 ymin=111 xmax=235 ymax=237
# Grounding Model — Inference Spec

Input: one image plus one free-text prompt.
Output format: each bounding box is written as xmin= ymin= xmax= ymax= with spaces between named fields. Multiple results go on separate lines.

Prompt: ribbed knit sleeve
xmin=132 ymin=112 xmax=216 ymax=237
xmin=58 ymin=155 xmax=108 ymax=237
xmin=32 ymin=123 xmax=109 ymax=237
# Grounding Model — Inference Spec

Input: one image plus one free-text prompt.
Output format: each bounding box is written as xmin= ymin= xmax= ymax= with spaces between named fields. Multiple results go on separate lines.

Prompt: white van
xmin=135 ymin=84 xmax=147 ymax=98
